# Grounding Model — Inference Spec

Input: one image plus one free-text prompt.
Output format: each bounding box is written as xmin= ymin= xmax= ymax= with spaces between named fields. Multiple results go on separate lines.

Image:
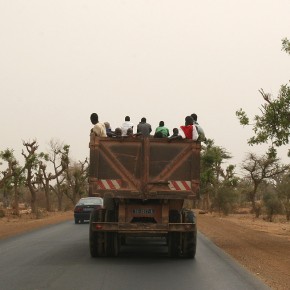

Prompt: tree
xmin=200 ymin=139 xmax=239 ymax=214
xmin=236 ymin=38 xmax=290 ymax=158
xmin=37 ymin=141 xmax=69 ymax=211
xmin=275 ymin=171 xmax=290 ymax=221
xmin=22 ymin=140 xmax=41 ymax=213
xmin=0 ymin=149 xmax=26 ymax=213
xmin=241 ymin=153 xmax=289 ymax=217
xmin=0 ymin=149 xmax=14 ymax=189
xmin=63 ymin=159 xmax=89 ymax=205
xmin=0 ymin=149 xmax=15 ymax=207
xmin=47 ymin=140 xmax=70 ymax=211
xmin=282 ymin=37 xmax=290 ymax=54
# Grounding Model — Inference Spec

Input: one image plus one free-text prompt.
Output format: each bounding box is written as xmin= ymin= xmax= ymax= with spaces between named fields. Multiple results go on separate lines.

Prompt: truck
xmin=88 ymin=133 xmax=201 ymax=258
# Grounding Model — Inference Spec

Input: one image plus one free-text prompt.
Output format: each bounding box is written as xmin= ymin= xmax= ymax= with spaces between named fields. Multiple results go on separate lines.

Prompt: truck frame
xmin=89 ymin=134 xmax=201 ymax=258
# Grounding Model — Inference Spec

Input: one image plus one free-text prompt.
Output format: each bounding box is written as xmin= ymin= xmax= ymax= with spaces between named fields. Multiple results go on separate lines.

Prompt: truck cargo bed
xmin=89 ymin=135 xmax=201 ymax=200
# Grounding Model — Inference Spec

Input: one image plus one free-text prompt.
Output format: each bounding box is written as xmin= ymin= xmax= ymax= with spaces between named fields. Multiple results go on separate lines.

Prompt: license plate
xmin=133 ymin=209 xmax=154 ymax=215
xmin=84 ymin=208 xmax=93 ymax=212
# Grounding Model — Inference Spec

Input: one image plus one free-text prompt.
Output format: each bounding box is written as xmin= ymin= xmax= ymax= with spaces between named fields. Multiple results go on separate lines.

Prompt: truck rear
xmin=89 ymin=134 xmax=201 ymax=258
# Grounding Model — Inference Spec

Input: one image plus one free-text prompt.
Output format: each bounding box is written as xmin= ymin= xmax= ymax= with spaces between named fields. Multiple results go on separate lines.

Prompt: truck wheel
xmin=168 ymin=232 xmax=180 ymax=258
xmin=105 ymin=209 xmax=119 ymax=257
xmin=106 ymin=232 xmax=119 ymax=257
xmin=182 ymin=210 xmax=197 ymax=259
xmin=168 ymin=210 xmax=181 ymax=258
xmin=89 ymin=210 xmax=98 ymax=257
xmin=89 ymin=209 xmax=106 ymax=258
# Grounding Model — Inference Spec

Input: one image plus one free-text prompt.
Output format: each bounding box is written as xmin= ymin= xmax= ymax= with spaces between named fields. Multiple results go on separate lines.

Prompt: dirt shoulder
xmin=197 ymin=213 xmax=290 ymax=290
xmin=0 ymin=211 xmax=73 ymax=240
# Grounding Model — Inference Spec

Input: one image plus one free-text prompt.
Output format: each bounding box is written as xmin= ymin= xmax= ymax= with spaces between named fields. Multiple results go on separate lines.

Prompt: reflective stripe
xmin=97 ymin=179 xmax=121 ymax=189
xmin=169 ymin=181 xmax=191 ymax=191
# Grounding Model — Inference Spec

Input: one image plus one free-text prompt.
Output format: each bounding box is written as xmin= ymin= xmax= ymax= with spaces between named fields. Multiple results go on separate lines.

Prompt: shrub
xmin=263 ymin=192 xmax=283 ymax=222
xmin=212 ymin=186 xmax=239 ymax=215
xmin=0 ymin=209 xmax=5 ymax=218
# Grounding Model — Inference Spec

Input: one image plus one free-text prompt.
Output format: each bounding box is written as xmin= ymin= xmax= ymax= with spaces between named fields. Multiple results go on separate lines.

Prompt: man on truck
xmin=90 ymin=113 xmax=107 ymax=137
xmin=180 ymin=116 xmax=199 ymax=140
xmin=137 ymin=117 xmax=152 ymax=137
xmin=121 ymin=116 xmax=134 ymax=136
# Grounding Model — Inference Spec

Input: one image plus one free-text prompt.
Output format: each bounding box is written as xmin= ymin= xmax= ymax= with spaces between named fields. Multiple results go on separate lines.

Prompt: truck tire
xmin=168 ymin=210 xmax=181 ymax=258
xmin=106 ymin=232 xmax=119 ymax=257
xmin=89 ymin=209 xmax=106 ymax=258
xmin=181 ymin=209 xmax=197 ymax=259
xmin=105 ymin=209 xmax=119 ymax=257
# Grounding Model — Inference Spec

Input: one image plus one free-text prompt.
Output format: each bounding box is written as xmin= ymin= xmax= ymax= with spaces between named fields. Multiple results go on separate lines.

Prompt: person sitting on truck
xmin=154 ymin=121 xmax=170 ymax=138
xmin=137 ymin=117 xmax=152 ymax=137
xmin=104 ymin=122 xmax=113 ymax=137
xmin=90 ymin=113 xmax=107 ymax=137
xmin=179 ymin=116 xmax=199 ymax=141
xmin=126 ymin=127 xmax=134 ymax=137
xmin=114 ymin=127 xmax=123 ymax=138
xmin=191 ymin=113 xmax=206 ymax=141
xmin=169 ymin=128 xmax=182 ymax=139
xmin=126 ymin=128 xmax=142 ymax=138
xmin=121 ymin=116 xmax=134 ymax=136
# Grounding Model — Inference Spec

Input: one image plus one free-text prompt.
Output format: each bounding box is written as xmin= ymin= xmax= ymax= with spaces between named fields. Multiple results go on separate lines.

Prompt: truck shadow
xmin=118 ymin=237 xmax=170 ymax=259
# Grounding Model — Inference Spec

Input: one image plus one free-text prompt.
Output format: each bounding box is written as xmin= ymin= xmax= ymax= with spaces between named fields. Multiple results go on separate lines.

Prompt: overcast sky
xmin=1 ymin=0 xmax=290 ymax=175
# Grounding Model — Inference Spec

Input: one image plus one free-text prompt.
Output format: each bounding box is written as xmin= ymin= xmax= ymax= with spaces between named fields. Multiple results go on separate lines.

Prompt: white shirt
xmin=121 ymin=121 xmax=134 ymax=136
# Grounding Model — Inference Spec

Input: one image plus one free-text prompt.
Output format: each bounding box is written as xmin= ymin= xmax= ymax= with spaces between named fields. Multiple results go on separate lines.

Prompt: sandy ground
xmin=197 ymin=213 xmax=290 ymax=290
xmin=0 ymin=211 xmax=73 ymax=240
xmin=0 ymin=210 xmax=289 ymax=290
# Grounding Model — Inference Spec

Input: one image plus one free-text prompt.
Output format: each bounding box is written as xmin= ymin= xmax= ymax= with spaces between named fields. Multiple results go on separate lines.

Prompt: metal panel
xmin=89 ymin=134 xmax=201 ymax=199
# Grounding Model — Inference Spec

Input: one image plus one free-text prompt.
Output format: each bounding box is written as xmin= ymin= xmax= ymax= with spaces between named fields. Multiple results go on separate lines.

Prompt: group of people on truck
xmin=90 ymin=113 xmax=206 ymax=142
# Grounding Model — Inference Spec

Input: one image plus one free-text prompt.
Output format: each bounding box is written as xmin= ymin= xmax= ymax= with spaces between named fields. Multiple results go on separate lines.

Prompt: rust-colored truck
xmin=88 ymin=133 xmax=201 ymax=258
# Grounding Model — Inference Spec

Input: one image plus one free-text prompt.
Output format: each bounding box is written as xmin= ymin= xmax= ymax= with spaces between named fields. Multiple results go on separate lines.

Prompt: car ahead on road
xmin=74 ymin=197 xmax=103 ymax=224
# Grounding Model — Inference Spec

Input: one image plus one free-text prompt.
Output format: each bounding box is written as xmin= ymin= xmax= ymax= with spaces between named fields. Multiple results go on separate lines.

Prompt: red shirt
xmin=180 ymin=125 xmax=193 ymax=139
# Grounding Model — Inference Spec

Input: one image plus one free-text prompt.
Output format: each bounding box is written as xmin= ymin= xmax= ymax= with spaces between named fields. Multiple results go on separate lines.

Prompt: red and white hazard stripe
xmin=168 ymin=181 xmax=191 ymax=191
xmin=97 ymin=179 xmax=122 ymax=190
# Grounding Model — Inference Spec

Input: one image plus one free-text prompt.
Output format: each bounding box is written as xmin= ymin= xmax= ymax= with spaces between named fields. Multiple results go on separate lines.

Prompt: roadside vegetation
xmin=0 ymin=139 xmax=88 ymax=217
xmin=199 ymin=38 xmax=290 ymax=221
xmin=1 ymin=39 xmax=290 ymax=224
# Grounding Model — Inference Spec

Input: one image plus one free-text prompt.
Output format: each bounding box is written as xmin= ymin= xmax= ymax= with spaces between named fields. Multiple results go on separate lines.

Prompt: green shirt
xmin=155 ymin=126 xmax=169 ymax=137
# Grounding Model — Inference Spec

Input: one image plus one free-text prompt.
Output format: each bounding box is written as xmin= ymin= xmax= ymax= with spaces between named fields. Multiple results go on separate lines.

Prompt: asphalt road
xmin=0 ymin=221 xmax=270 ymax=290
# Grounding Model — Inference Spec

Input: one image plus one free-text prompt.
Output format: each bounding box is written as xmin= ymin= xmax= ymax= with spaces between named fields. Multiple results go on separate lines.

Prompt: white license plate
xmin=133 ymin=209 xmax=154 ymax=214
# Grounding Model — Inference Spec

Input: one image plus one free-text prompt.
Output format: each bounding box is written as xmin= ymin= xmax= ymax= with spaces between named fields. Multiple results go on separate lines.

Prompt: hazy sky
xmin=1 ymin=1 xmax=290 ymax=175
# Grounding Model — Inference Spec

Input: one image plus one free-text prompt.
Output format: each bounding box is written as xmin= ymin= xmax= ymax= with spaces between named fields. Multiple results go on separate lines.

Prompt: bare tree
xmin=22 ymin=140 xmax=40 ymax=213
xmin=0 ymin=149 xmax=26 ymax=214
xmin=0 ymin=149 xmax=16 ymax=207
xmin=49 ymin=141 xmax=70 ymax=211
xmin=0 ymin=149 xmax=14 ymax=188
xmin=241 ymin=153 xmax=289 ymax=218
xmin=63 ymin=159 xmax=89 ymax=205
xmin=37 ymin=141 xmax=69 ymax=211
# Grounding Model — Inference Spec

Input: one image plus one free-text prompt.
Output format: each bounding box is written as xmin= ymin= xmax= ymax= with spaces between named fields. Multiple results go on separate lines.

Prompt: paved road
xmin=0 ymin=221 xmax=270 ymax=290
